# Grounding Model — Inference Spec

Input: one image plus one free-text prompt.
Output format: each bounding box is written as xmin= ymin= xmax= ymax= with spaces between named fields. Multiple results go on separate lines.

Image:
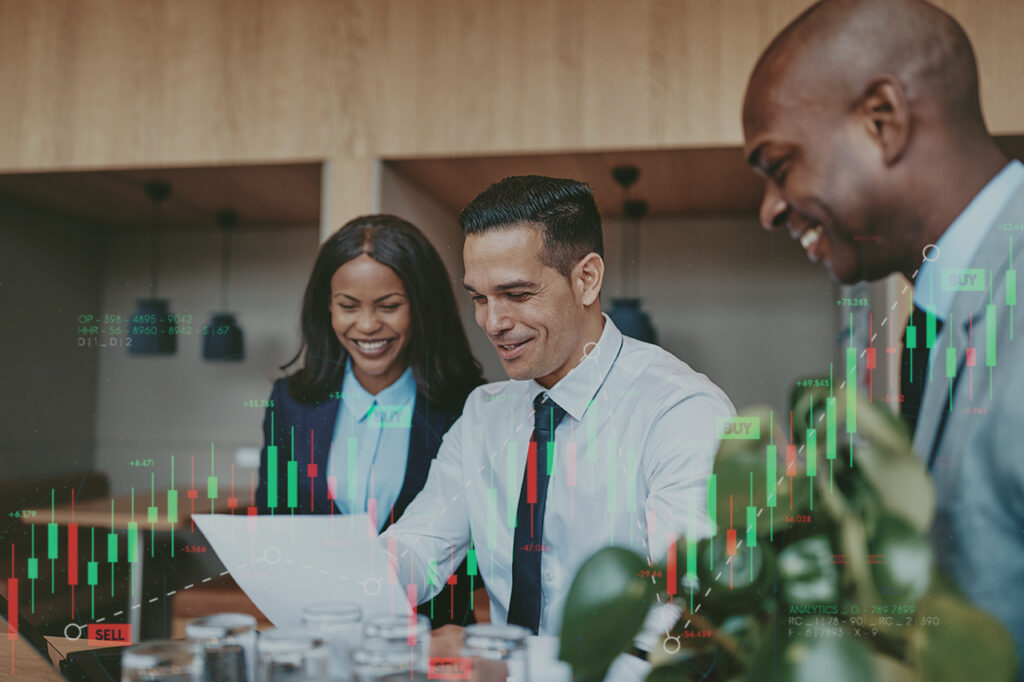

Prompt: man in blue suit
xmin=743 ymin=0 xmax=1024 ymax=671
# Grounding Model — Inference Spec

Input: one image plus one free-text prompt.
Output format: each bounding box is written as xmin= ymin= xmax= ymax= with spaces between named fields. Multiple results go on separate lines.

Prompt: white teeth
xmin=800 ymin=225 xmax=823 ymax=250
xmin=354 ymin=339 xmax=389 ymax=351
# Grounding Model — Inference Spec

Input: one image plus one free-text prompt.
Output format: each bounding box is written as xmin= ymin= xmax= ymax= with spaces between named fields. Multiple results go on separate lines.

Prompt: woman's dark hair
xmin=284 ymin=214 xmax=484 ymax=408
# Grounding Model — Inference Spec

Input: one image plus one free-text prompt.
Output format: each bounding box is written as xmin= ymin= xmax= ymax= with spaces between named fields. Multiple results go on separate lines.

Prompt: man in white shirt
xmin=381 ymin=175 xmax=734 ymax=636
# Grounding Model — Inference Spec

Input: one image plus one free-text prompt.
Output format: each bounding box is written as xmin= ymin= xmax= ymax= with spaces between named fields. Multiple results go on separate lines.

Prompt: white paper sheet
xmin=192 ymin=513 xmax=411 ymax=627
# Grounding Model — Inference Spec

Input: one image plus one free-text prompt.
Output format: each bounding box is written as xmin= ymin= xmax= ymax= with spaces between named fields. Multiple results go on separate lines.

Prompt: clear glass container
xmin=352 ymin=614 xmax=430 ymax=682
xmin=301 ymin=602 xmax=363 ymax=681
xmin=186 ymin=612 xmax=258 ymax=682
xmin=256 ymin=628 xmax=331 ymax=681
xmin=462 ymin=623 xmax=531 ymax=682
xmin=121 ymin=639 xmax=203 ymax=681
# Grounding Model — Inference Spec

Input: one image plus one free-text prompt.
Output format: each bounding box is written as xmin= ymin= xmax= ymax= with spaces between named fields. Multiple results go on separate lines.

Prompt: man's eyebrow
xmin=747 ymin=143 xmax=768 ymax=169
xmin=462 ymin=280 xmax=537 ymax=294
xmin=494 ymin=280 xmax=536 ymax=292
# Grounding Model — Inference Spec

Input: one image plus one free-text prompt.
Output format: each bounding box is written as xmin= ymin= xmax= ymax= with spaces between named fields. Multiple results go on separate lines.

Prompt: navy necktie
xmin=507 ymin=393 xmax=567 ymax=634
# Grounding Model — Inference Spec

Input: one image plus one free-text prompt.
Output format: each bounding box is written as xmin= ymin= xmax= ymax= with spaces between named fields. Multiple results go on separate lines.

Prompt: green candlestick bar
xmin=766 ymin=444 xmax=777 ymax=508
xmin=47 ymin=521 xmax=57 ymax=594
xmin=209 ymin=444 xmax=218 ymax=513
xmin=845 ymin=347 xmax=858 ymax=430
xmin=826 ymin=397 xmax=837 ymax=460
xmin=109 ymin=500 xmax=116 ymax=597
xmin=286 ymin=461 xmax=297 ymax=510
xmin=267 ymin=445 xmax=278 ymax=509
xmin=127 ymin=523 xmax=139 ymax=564
xmin=806 ymin=429 xmax=817 ymax=478
xmin=846 ymin=346 xmax=858 ymax=443
xmin=27 ymin=525 xmax=37 ymax=613
xmin=47 ymin=523 xmax=58 ymax=560
xmin=746 ymin=506 xmax=756 ymax=548
xmin=707 ymin=473 xmax=717 ymax=571
xmin=986 ymin=304 xmax=997 ymax=366
xmin=686 ymin=538 xmax=698 ymax=582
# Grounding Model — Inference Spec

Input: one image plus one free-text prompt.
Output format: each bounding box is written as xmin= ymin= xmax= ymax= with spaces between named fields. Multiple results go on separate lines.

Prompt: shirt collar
xmin=915 ymin=160 xmax=1024 ymax=320
xmin=528 ymin=313 xmax=623 ymax=423
xmin=341 ymin=360 xmax=416 ymax=422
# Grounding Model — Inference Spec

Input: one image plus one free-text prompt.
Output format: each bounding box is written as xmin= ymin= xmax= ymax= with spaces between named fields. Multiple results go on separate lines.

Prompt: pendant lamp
xmin=606 ymin=165 xmax=658 ymax=344
xmin=202 ymin=209 xmax=245 ymax=361
xmin=127 ymin=181 xmax=177 ymax=355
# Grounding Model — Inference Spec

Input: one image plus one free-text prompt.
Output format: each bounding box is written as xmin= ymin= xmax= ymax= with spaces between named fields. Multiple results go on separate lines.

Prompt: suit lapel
xmin=913 ymin=186 xmax=1024 ymax=463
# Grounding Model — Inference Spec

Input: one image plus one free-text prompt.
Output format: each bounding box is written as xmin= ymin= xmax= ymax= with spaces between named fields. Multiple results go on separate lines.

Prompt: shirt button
xmin=544 ymin=571 xmax=554 ymax=583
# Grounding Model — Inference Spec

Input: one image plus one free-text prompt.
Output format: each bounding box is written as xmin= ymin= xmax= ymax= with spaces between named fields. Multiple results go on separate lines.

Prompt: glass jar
xmin=301 ymin=602 xmax=363 ymax=680
xmin=352 ymin=614 xmax=430 ymax=682
xmin=121 ymin=639 xmax=203 ymax=681
xmin=256 ymin=628 xmax=331 ymax=681
xmin=185 ymin=612 xmax=258 ymax=682
xmin=462 ymin=623 xmax=531 ymax=682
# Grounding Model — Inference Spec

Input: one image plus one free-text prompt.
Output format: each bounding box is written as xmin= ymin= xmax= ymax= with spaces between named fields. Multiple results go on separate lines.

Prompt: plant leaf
xmin=559 ymin=546 xmax=656 ymax=682
xmin=776 ymin=535 xmax=839 ymax=606
xmin=750 ymin=620 xmax=876 ymax=682
xmin=911 ymin=590 xmax=1019 ymax=682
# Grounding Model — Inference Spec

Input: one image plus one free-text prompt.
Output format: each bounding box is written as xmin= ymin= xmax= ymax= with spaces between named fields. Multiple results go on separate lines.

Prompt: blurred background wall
xmin=1 ymin=0 xmax=1021 ymax=495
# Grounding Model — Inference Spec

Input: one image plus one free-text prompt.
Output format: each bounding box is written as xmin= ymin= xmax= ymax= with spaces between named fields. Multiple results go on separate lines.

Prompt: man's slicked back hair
xmin=458 ymin=175 xmax=604 ymax=276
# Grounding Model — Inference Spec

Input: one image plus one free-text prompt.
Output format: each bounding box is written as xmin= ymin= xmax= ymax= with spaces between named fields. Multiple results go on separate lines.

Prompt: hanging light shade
xmin=608 ymin=298 xmax=658 ymax=344
xmin=203 ymin=209 xmax=245 ymax=361
xmin=127 ymin=181 xmax=177 ymax=356
xmin=606 ymin=166 xmax=658 ymax=344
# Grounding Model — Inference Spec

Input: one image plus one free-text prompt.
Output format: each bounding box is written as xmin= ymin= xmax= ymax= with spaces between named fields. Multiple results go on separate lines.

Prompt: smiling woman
xmin=286 ymin=214 xmax=483 ymax=406
xmin=254 ymin=214 xmax=484 ymax=627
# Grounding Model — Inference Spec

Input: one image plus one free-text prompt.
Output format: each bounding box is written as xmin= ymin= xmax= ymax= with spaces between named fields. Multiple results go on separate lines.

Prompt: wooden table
xmin=0 ymin=623 xmax=64 ymax=681
xmin=22 ymin=491 xmax=194 ymax=641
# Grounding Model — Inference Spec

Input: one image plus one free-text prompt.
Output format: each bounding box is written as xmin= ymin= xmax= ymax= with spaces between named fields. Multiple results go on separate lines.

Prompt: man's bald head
xmin=741 ymin=0 xmax=1005 ymax=284
xmin=745 ymin=0 xmax=984 ymax=135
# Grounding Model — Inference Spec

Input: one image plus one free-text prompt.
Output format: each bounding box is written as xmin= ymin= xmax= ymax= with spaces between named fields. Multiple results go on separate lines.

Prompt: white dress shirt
xmin=327 ymin=361 xmax=416 ymax=531
xmin=380 ymin=315 xmax=735 ymax=634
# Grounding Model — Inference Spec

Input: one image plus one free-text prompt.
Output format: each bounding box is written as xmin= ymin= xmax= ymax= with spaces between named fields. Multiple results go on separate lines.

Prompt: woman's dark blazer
xmin=255 ymin=377 xmax=476 ymax=627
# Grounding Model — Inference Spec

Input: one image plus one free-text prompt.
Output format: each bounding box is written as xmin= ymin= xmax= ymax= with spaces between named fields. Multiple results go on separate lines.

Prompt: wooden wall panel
xmin=0 ymin=0 xmax=1019 ymax=172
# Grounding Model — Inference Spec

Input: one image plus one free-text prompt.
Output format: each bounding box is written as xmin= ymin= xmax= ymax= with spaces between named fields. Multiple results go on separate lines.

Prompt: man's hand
xmin=428 ymin=624 xmax=509 ymax=682
xmin=429 ymin=624 xmax=466 ymax=658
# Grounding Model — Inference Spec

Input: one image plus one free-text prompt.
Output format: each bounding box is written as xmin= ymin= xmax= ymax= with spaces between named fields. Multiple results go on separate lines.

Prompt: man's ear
xmin=573 ymin=253 xmax=604 ymax=306
xmin=860 ymin=76 xmax=911 ymax=165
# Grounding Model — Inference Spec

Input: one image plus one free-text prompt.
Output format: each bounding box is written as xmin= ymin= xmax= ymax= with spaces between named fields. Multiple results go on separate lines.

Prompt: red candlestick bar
xmin=526 ymin=442 xmax=538 ymax=505
xmin=8 ymin=544 xmax=17 ymax=641
xmin=666 ymin=539 xmax=678 ymax=596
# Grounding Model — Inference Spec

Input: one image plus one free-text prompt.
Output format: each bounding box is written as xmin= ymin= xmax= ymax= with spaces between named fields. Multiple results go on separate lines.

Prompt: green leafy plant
xmin=559 ymin=379 xmax=1019 ymax=681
